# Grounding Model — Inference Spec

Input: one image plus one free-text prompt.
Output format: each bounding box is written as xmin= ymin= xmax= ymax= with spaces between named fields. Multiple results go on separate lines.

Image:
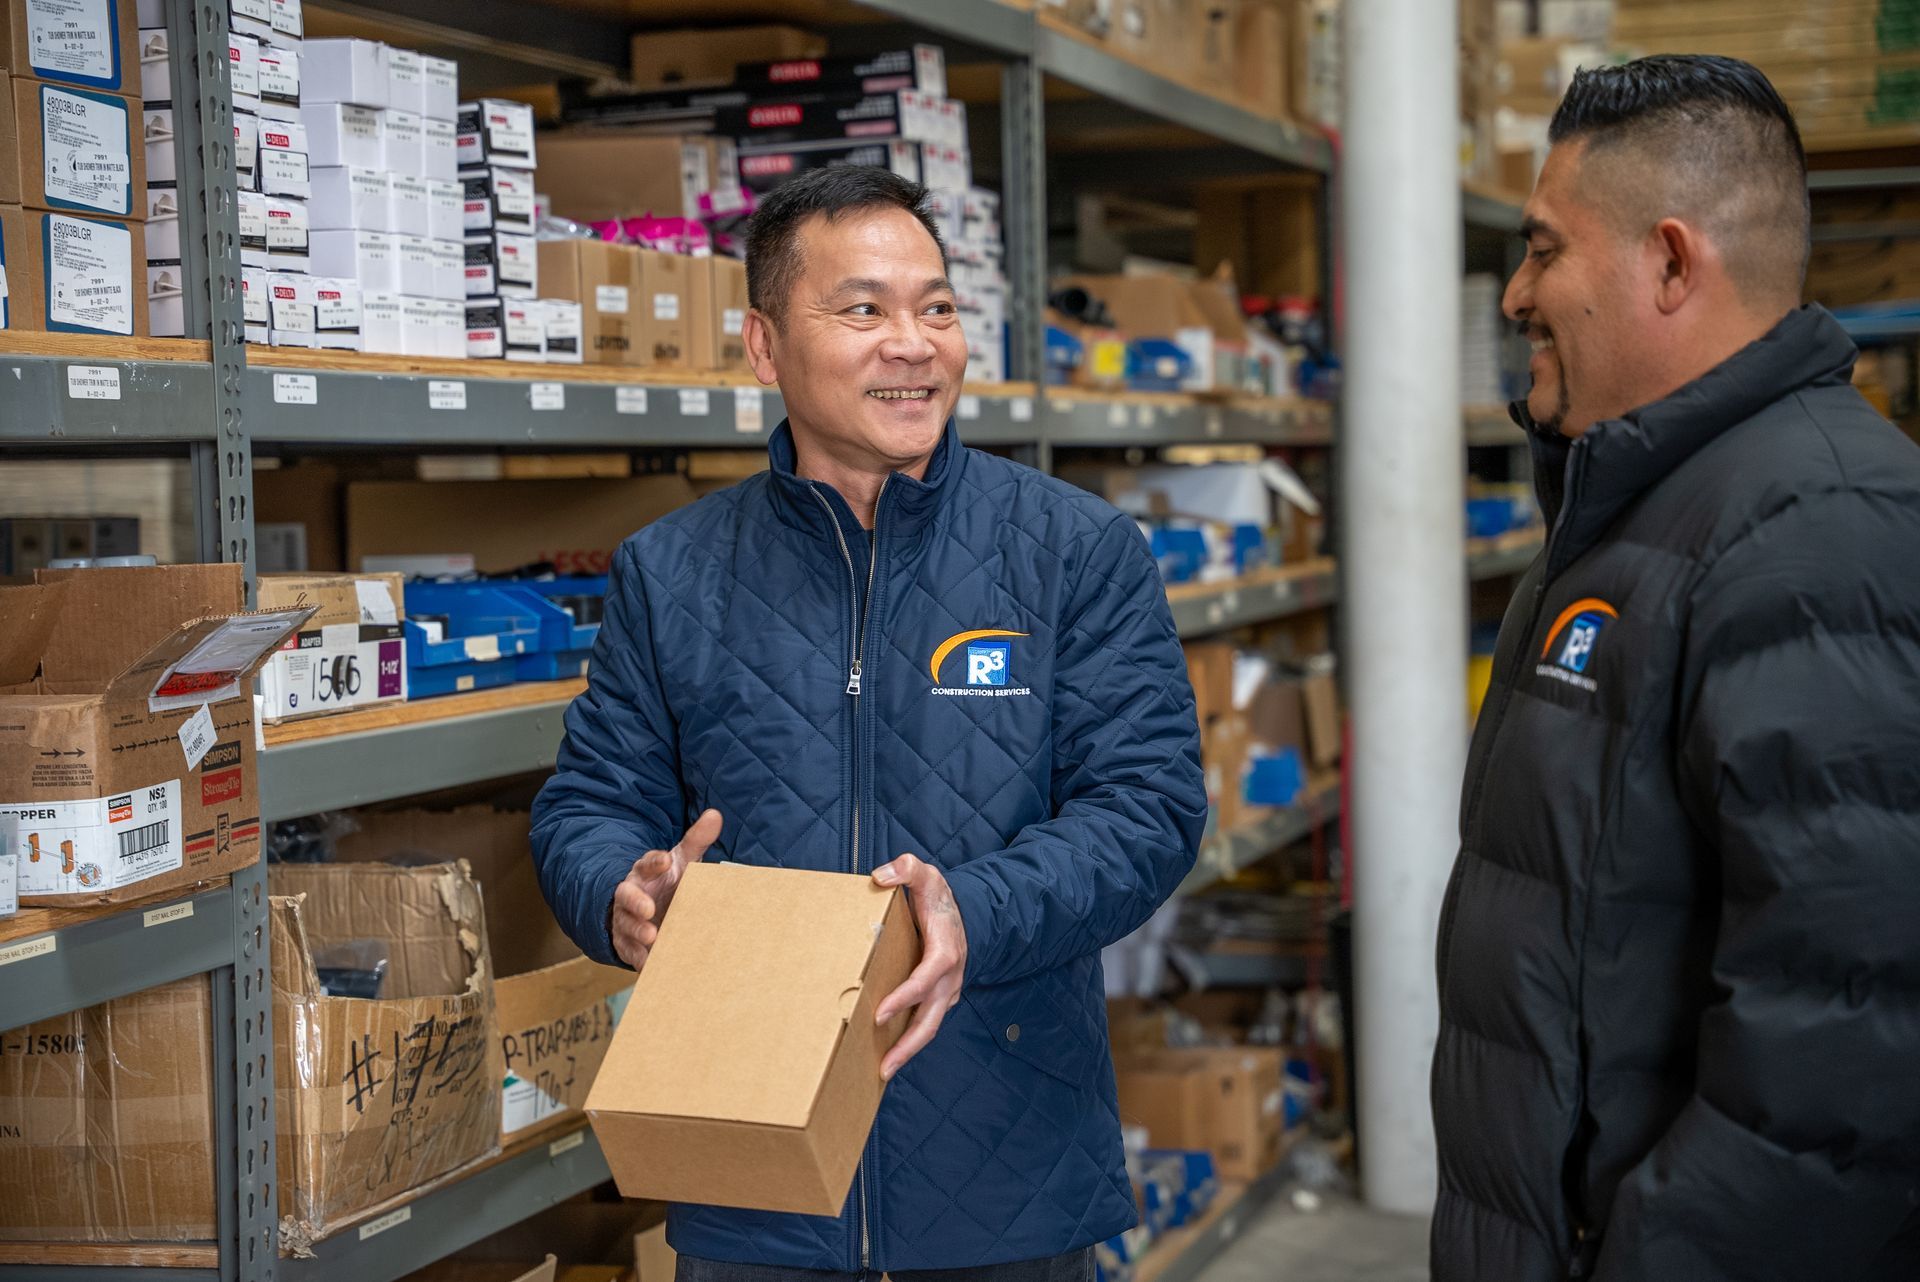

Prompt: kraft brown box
xmin=635 ymin=247 xmax=691 ymax=369
xmin=687 ymin=254 xmax=749 ymax=372
xmin=0 ymin=0 xmax=142 ymax=97
xmin=0 ymin=977 xmax=217 ymax=1241
xmin=270 ymin=861 xmax=502 ymax=1254
xmin=536 ymin=132 xmax=713 ymax=224
xmin=629 ymin=25 xmax=824 ymax=91
xmin=334 ymin=807 xmax=632 ymax=1145
xmin=586 ymin=862 xmax=920 ymax=1216
xmin=1 ymin=71 xmax=146 ymax=219
xmin=0 ymin=202 xmax=150 ymax=336
xmin=537 ymin=238 xmax=644 ymax=366
xmin=1115 ymin=1046 xmax=1288 ymax=1181
xmin=0 ymin=565 xmax=304 ymax=907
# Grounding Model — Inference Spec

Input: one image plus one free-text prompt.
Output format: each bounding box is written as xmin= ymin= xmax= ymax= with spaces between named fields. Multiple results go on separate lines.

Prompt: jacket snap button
xmin=1005 ymin=1024 xmax=1021 ymax=1043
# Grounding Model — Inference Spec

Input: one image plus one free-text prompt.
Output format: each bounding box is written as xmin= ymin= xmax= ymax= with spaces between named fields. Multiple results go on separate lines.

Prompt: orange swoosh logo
xmin=929 ymin=629 xmax=1029 ymax=684
xmin=1541 ymin=598 xmax=1619 ymax=659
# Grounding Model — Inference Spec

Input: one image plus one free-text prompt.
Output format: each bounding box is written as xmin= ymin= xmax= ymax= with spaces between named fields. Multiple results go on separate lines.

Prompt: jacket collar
xmin=764 ymin=416 xmax=966 ymax=543
xmin=1518 ymin=305 xmax=1858 ymax=572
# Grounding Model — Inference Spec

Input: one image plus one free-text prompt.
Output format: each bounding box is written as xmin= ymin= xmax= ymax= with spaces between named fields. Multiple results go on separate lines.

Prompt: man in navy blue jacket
xmin=531 ymin=166 xmax=1207 ymax=1282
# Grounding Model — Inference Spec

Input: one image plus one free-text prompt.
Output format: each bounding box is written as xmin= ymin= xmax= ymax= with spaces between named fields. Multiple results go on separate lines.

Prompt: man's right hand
xmin=611 ymin=809 xmax=723 ymax=971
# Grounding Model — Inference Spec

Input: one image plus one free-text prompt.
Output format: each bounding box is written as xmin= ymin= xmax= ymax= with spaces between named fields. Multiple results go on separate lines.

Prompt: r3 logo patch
xmin=966 ymin=641 xmax=1010 ymax=687
xmin=1536 ymin=597 xmax=1618 ymax=693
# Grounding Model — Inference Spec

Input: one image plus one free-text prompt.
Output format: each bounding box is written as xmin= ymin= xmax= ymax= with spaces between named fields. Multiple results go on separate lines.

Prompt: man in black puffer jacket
xmin=1432 ymin=55 xmax=1920 ymax=1282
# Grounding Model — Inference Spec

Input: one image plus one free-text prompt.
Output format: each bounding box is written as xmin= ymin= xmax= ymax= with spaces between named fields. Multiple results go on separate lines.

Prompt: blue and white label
xmin=1557 ymin=614 xmax=1607 ymax=674
xmin=40 ymin=85 xmax=133 ymax=215
xmin=966 ymin=641 xmax=1011 ymax=687
xmin=27 ymin=0 xmax=122 ymax=90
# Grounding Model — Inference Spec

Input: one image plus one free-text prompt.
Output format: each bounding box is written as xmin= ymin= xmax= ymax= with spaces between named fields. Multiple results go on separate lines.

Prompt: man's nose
xmin=1503 ymin=263 xmax=1532 ymax=324
xmin=880 ymin=314 xmax=939 ymax=362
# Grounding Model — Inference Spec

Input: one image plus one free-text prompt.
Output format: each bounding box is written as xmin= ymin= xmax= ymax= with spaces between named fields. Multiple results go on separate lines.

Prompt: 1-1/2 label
xmin=428 ymin=380 xmax=465 ymax=410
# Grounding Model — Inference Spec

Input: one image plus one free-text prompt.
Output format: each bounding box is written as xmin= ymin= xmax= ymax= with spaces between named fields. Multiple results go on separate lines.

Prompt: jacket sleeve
xmin=1592 ymin=491 xmax=1920 ymax=1282
xmin=943 ymin=513 xmax=1207 ymax=989
xmin=530 ymin=540 xmax=686 ymax=968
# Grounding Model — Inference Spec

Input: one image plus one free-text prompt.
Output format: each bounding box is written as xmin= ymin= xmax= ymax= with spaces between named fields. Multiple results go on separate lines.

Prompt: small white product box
xmin=384 ymin=108 xmax=424 ymax=175
xmin=239 ymin=188 xmax=270 ymax=267
xmin=360 ymin=291 xmax=404 ymax=353
xmin=303 ymin=102 xmax=383 ymax=169
xmin=258 ymin=119 xmax=311 ymax=197
xmin=313 ymin=276 xmax=363 ymax=349
xmin=465 ymin=297 xmax=504 ymax=358
xmin=137 ymin=0 xmax=167 ymax=28
xmin=243 ymin=264 xmax=270 ymax=334
xmin=145 ymin=183 xmax=182 ymax=260
xmin=235 ymin=109 xmax=260 ymax=185
xmin=542 ymin=298 xmax=584 ymax=365
xmin=503 ymin=296 xmax=544 ymax=362
xmin=389 ymin=172 xmax=429 ymax=236
xmin=311 ymin=228 xmax=398 ymax=293
xmin=426 ymin=177 xmax=462 ymax=241
xmin=396 ymin=233 xmax=436 ymax=296
xmin=429 ymin=296 xmax=464 ymax=358
xmin=309 ymin=165 xmax=391 ymax=231
xmin=258 ymin=583 xmax=408 ymax=720
xmin=265 ymin=194 xmax=310 ymax=272
xmin=460 ymin=164 xmax=535 ymax=233
xmin=267 ymin=270 xmax=316 ymax=338
xmin=386 ymin=48 xmax=425 ymax=116
xmin=431 ymin=237 xmax=463 ymax=300
xmin=230 ymin=32 xmax=262 ymax=113
xmin=422 ymin=116 xmax=457 ymax=180
xmin=272 ymin=0 xmax=304 ymax=39
xmin=148 ymin=261 xmax=186 ymax=337
xmin=456 ymin=98 xmax=534 ymax=169
xmin=422 ymin=56 xmax=459 ymax=121
xmin=140 ymin=27 xmax=171 ymax=103
xmin=258 ymin=38 xmax=301 ymax=119
xmin=399 ymin=294 xmax=438 ymax=356
xmin=231 ymin=0 xmax=273 ymax=39
xmin=493 ymin=230 xmax=537 ymax=296
xmin=303 ymin=38 xmax=388 ymax=107
xmin=144 ymin=105 xmax=177 ymax=184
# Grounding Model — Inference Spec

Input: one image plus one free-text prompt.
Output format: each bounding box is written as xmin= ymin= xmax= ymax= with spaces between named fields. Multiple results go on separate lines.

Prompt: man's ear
xmin=744 ymin=309 xmax=779 ymax=387
xmin=1650 ymin=217 xmax=1708 ymax=317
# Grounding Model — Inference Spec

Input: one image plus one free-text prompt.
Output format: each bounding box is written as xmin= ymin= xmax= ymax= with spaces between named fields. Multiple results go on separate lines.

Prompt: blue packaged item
xmin=402 ymin=582 xmax=542 ymax=698
xmin=499 ymin=576 xmax=607 ymax=681
xmin=1245 ymin=747 xmax=1307 ymax=806
xmin=1140 ymin=1149 xmax=1219 ymax=1226
xmin=1127 ymin=338 xmax=1192 ymax=392
xmin=1230 ymin=523 xmax=1270 ymax=573
xmin=1148 ymin=526 xmax=1208 ymax=584
xmin=1045 ymin=323 xmax=1084 ymax=387
xmin=1467 ymin=497 xmax=1517 ymax=539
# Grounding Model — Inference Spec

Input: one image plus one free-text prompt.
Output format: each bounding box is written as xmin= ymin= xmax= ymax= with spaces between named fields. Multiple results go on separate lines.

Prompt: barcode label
xmin=119 ymin=820 xmax=170 ymax=861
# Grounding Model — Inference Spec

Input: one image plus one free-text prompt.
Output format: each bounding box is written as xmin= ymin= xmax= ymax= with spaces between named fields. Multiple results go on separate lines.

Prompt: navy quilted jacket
xmin=531 ymin=418 xmax=1207 ymax=1271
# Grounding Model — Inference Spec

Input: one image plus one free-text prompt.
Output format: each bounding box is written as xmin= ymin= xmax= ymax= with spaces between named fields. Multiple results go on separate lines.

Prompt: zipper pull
xmin=846 ymin=661 xmax=862 ymax=696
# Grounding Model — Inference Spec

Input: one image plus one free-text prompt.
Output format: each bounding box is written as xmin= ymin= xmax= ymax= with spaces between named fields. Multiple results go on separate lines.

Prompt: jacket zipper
xmin=808 ymin=479 xmax=886 ymax=1272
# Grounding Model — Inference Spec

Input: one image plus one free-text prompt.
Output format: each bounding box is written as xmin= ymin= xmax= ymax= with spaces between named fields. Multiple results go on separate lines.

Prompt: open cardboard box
xmin=586 ymin=862 xmax=919 ymax=1216
xmin=0 ymin=565 xmax=309 ymax=906
xmin=334 ymin=807 xmax=633 ymax=1144
xmin=1114 ymin=1046 xmax=1288 ymax=1182
xmin=270 ymin=861 xmax=501 ymax=1255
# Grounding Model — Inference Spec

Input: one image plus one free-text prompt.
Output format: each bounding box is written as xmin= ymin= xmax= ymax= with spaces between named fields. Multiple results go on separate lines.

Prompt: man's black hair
xmin=1548 ymin=55 xmax=1810 ymax=304
xmin=744 ymin=165 xmax=949 ymax=322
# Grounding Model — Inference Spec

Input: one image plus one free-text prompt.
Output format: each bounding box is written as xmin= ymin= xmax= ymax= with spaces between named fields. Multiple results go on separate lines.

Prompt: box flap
xmin=268 ymin=862 xmax=487 ymax=1001
xmin=121 ymin=606 xmax=317 ymax=712
xmin=591 ymin=863 xmax=898 ymax=1129
xmin=0 ymin=581 xmax=68 ymax=690
xmin=34 ymin=565 xmax=244 ymax=690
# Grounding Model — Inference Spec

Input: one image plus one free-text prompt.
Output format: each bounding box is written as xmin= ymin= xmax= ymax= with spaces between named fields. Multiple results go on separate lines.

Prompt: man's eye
xmin=927 ymin=302 xmax=956 ymax=316
xmin=847 ymin=303 xmax=880 ymax=317
xmin=1529 ymin=246 xmax=1553 ymax=264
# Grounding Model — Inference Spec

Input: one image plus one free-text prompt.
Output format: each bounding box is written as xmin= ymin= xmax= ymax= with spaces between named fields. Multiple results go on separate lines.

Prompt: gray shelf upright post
xmin=1001 ymin=54 xmax=1050 ymax=473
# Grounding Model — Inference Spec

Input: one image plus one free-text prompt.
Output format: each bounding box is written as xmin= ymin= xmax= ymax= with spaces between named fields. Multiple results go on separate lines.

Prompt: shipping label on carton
xmin=4 ymin=782 xmax=182 ymax=896
xmin=46 ymin=213 xmax=133 ymax=335
xmin=27 ymin=0 xmax=124 ymax=87
xmin=40 ymin=85 xmax=134 ymax=215
xmin=257 ymin=575 xmax=406 ymax=720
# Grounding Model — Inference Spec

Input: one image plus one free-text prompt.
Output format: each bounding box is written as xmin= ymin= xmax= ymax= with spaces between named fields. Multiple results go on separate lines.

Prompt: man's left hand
xmin=872 ymin=853 xmax=968 ymax=1080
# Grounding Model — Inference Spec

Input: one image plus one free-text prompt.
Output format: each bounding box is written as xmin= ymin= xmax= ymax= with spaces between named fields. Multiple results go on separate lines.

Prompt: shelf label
xmin=358 ymin=1207 xmax=412 ymax=1241
xmin=0 ymin=936 xmax=56 ymax=968
xmin=1009 ymin=397 xmax=1033 ymax=423
xmin=957 ymin=394 xmax=981 ymax=421
xmin=1137 ymin=404 xmax=1154 ymax=428
xmin=272 ymin=373 xmax=317 ymax=405
xmin=678 ymin=387 xmax=710 ymax=417
xmin=428 ymin=380 xmax=465 ymax=411
xmin=66 ymin=364 xmax=121 ymax=400
xmin=550 ymin=1130 xmax=587 ymax=1158
xmin=144 ymin=901 xmax=196 ymax=929
xmin=1107 ymin=402 xmax=1128 ymax=428
xmin=615 ymin=386 xmax=648 ymax=415
xmin=1205 ymin=409 xmax=1225 ymax=438
xmin=734 ymin=387 xmax=764 ymax=435
xmin=530 ymin=382 xmax=565 ymax=411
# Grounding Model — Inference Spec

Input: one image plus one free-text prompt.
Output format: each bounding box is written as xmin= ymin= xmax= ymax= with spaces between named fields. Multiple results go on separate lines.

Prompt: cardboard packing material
xmin=0 ymin=977 xmax=216 ymax=1241
xmin=1301 ymin=667 xmax=1341 ymax=767
xmin=536 ymin=132 xmax=714 ymax=224
xmin=628 ymin=24 xmax=824 ymax=91
xmin=538 ymin=237 xmax=643 ymax=366
xmin=1234 ymin=0 xmax=1290 ymax=119
xmin=1115 ymin=1046 xmax=1287 ymax=1181
xmin=687 ymin=253 xmax=749 ymax=371
xmin=635 ymin=1223 xmax=677 ymax=1282
xmin=0 ymin=565 xmax=306 ymax=906
xmin=270 ymin=861 xmax=501 ymax=1254
xmin=334 ymin=807 xmax=632 ymax=1144
xmin=0 ymin=201 xmax=148 ymax=335
xmin=0 ymin=0 xmax=142 ymax=95
xmin=256 ymin=460 xmax=344 ymax=571
xmin=635 ymin=247 xmax=691 ymax=369
xmin=399 ymin=1259 xmax=558 ymax=1282
xmin=586 ymin=862 xmax=920 ymax=1216
xmin=1 ymin=72 xmax=145 ymax=219
xmin=255 ymin=572 xmax=408 ymax=722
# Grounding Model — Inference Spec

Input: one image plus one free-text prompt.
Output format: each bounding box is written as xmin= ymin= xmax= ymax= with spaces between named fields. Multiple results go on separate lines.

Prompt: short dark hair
xmin=744 ymin=166 xmax=948 ymax=322
xmin=1549 ymin=55 xmax=1810 ymax=305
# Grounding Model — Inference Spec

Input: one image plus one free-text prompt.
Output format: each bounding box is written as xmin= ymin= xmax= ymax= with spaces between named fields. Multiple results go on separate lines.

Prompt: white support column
xmin=1340 ymin=0 xmax=1467 ymax=1216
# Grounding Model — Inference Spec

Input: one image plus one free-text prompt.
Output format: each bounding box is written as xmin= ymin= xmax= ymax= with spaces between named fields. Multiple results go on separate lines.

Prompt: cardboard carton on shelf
xmin=536 ymin=131 xmax=716 ymax=224
xmin=0 ymin=976 xmax=217 ymax=1241
xmin=334 ymin=807 xmax=633 ymax=1145
xmin=687 ymin=254 xmax=750 ymax=372
xmin=1115 ymin=1045 xmax=1289 ymax=1182
xmin=1 ymin=72 xmax=147 ymax=220
xmin=628 ymin=24 xmax=825 ymax=91
xmin=255 ymin=572 xmax=407 ymax=721
xmin=0 ymin=0 xmax=142 ymax=95
xmin=537 ymin=237 xmax=643 ymax=366
xmin=270 ymin=860 xmax=502 ymax=1254
xmin=0 ymin=564 xmax=308 ymax=907
xmin=0 ymin=202 xmax=148 ymax=336
xmin=635 ymin=248 xmax=691 ymax=369
xmin=587 ymin=862 xmax=920 ymax=1215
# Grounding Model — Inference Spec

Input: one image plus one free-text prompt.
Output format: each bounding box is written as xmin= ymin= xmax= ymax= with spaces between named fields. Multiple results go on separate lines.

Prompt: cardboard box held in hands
xmin=586 ymin=862 xmax=920 ymax=1215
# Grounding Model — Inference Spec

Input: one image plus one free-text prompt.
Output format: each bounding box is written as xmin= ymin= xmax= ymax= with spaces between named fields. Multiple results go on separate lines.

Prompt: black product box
xmin=733 ymin=45 xmax=946 ymax=98
xmin=737 ymin=139 xmax=921 ymax=196
xmin=721 ymin=90 xmax=953 ymax=151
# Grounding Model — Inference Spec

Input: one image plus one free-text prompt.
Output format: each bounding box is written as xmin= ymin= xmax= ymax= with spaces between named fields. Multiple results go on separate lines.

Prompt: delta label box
xmin=0 ymin=0 xmax=142 ymax=94
xmin=587 ymin=862 xmax=920 ymax=1216
xmin=256 ymin=573 xmax=408 ymax=722
xmin=0 ymin=566 xmax=311 ymax=906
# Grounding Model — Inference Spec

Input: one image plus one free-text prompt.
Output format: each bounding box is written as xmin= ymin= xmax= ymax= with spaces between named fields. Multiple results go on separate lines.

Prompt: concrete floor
xmin=1199 ymin=1191 xmax=1429 ymax=1282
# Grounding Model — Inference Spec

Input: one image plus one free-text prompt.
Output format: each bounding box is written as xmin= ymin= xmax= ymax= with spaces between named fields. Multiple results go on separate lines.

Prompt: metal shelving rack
xmin=0 ymin=2 xmax=1527 ymax=1277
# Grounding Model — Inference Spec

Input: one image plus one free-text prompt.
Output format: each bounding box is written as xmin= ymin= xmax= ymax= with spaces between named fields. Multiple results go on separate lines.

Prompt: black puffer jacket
xmin=1431 ymin=306 xmax=1920 ymax=1282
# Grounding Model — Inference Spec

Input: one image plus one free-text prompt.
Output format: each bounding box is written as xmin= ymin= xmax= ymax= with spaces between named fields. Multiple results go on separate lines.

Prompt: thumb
xmin=673 ymin=809 xmax=724 ymax=867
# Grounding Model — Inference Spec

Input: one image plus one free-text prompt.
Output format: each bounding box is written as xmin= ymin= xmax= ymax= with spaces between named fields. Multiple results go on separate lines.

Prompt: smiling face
xmin=1504 ymin=140 xmax=1662 ymax=438
xmin=744 ymin=205 xmax=967 ymax=476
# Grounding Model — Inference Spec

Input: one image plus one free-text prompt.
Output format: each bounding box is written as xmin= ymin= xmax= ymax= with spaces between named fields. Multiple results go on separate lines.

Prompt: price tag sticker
xmin=428 ymin=380 xmax=465 ymax=410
